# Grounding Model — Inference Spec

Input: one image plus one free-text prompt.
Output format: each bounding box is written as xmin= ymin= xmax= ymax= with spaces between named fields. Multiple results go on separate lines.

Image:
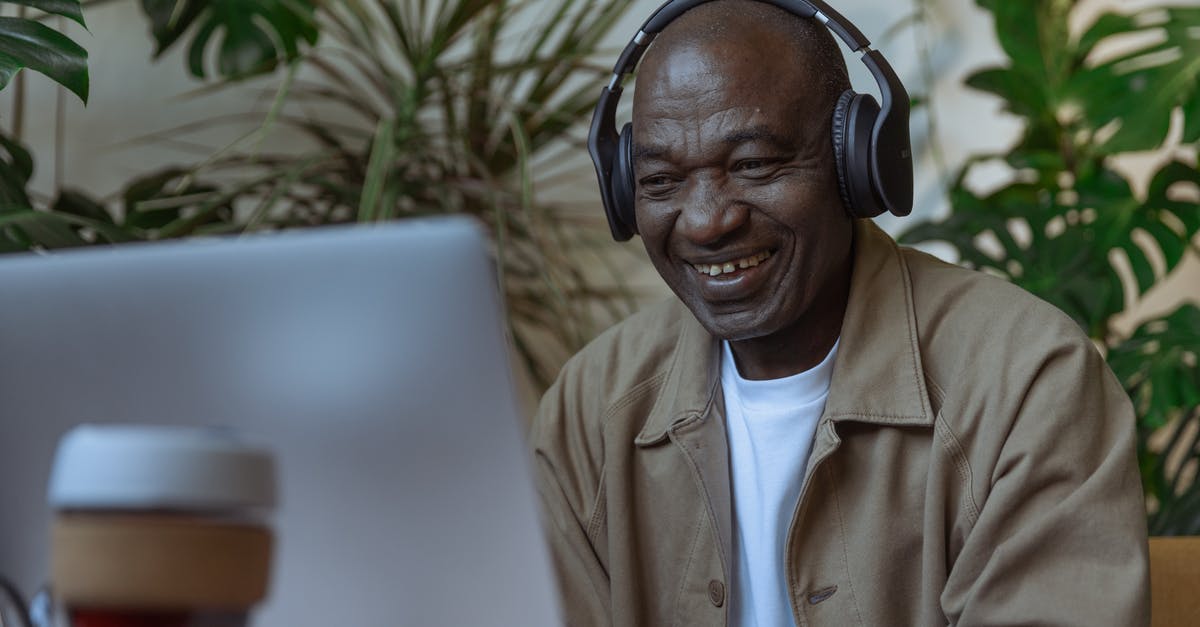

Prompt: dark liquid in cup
xmin=68 ymin=609 xmax=248 ymax=627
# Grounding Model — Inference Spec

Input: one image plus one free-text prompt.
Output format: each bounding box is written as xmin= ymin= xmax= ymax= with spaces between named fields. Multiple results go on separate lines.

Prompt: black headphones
xmin=588 ymin=0 xmax=914 ymax=241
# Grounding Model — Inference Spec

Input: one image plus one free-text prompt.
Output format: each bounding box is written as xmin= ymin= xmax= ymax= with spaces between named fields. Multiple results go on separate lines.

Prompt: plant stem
xmin=11 ymin=4 xmax=26 ymax=141
xmin=55 ymin=16 xmax=67 ymax=190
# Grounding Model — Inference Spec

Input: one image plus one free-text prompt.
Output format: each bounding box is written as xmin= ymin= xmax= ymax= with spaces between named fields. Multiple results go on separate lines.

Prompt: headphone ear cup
xmin=611 ymin=124 xmax=639 ymax=237
xmin=832 ymin=90 xmax=885 ymax=219
xmin=830 ymin=90 xmax=856 ymax=217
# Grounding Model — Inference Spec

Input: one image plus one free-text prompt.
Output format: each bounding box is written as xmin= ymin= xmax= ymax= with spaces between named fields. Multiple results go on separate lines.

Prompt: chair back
xmin=1150 ymin=536 xmax=1200 ymax=627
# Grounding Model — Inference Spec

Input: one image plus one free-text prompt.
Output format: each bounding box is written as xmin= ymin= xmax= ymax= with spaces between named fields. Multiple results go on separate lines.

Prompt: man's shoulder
xmin=899 ymin=244 xmax=1085 ymax=342
xmin=530 ymin=297 xmax=698 ymax=482
xmin=559 ymin=296 xmax=690 ymax=399
xmin=895 ymin=243 xmax=1100 ymax=399
xmin=533 ymin=297 xmax=692 ymax=432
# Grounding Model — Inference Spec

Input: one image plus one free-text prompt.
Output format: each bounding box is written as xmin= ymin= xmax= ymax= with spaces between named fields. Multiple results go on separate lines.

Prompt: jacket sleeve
xmin=942 ymin=332 xmax=1150 ymax=626
xmin=530 ymin=369 xmax=612 ymax=627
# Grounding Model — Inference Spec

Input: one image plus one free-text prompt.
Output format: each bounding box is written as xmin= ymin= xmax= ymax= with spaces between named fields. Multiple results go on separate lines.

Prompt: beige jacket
xmin=531 ymin=220 xmax=1149 ymax=626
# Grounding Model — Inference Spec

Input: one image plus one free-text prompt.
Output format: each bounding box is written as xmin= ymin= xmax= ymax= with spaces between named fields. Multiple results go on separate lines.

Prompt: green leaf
xmin=52 ymin=188 xmax=112 ymax=223
xmin=0 ymin=133 xmax=33 ymax=208
xmin=0 ymin=208 xmax=87 ymax=248
xmin=358 ymin=117 xmax=396 ymax=222
xmin=1143 ymin=220 xmax=1186 ymax=270
xmin=1070 ymin=6 xmax=1200 ymax=154
xmin=1083 ymin=64 xmax=1180 ymax=153
xmin=141 ymin=0 xmax=204 ymax=56
xmin=1110 ymin=306 xmax=1200 ymax=534
xmin=0 ymin=16 xmax=87 ymax=102
xmin=1006 ymin=150 xmax=1066 ymax=173
xmin=1184 ymin=88 xmax=1200 ymax=144
xmin=1111 ymin=308 xmax=1200 ymax=429
xmin=120 ymin=167 xmax=224 ymax=233
xmin=140 ymin=0 xmax=317 ymax=80
xmin=1142 ymin=160 xmax=1200 ymax=270
xmin=966 ymin=67 xmax=1047 ymax=119
xmin=185 ymin=16 xmax=216 ymax=78
xmin=122 ymin=167 xmax=186 ymax=208
xmin=215 ymin=7 xmax=276 ymax=77
xmin=5 ymin=0 xmax=86 ymax=27
xmin=1076 ymin=12 xmax=1135 ymax=59
xmin=974 ymin=0 xmax=1071 ymax=84
xmin=0 ymin=204 xmax=140 ymax=249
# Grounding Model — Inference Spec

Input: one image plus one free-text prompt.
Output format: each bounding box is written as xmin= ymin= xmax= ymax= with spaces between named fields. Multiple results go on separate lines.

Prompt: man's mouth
xmin=691 ymin=250 xmax=774 ymax=277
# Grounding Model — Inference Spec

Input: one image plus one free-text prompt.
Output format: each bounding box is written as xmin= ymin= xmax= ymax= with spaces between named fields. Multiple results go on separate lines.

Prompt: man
xmin=531 ymin=1 xmax=1150 ymax=625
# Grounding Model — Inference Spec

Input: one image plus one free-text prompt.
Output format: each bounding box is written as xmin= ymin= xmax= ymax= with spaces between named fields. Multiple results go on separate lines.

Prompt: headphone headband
xmin=608 ymin=0 xmax=867 ymax=91
xmin=589 ymin=0 xmax=913 ymax=241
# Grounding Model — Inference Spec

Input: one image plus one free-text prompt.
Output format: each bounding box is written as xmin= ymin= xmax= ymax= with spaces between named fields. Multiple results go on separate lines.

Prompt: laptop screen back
xmin=0 ymin=217 xmax=561 ymax=626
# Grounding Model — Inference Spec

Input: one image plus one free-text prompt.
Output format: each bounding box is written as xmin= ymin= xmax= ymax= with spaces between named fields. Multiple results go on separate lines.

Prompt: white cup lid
xmin=48 ymin=424 xmax=277 ymax=512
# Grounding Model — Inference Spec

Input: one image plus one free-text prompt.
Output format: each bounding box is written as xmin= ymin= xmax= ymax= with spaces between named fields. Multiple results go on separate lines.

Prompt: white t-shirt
xmin=720 ymin=339 xmax=839 ymax=627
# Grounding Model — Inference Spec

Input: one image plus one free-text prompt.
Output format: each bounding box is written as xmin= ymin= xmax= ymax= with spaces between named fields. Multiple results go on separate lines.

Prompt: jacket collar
xmin=633 ymin=304 xmax=723 ymax=446
xmin=822 ymin=219 xmax=935 ymax=426
xmin=635 ymin=219 xmax=934 ymax=446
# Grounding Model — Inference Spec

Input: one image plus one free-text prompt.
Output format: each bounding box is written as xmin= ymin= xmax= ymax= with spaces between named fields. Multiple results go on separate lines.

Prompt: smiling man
xmin=530 ymin=1 xmax=1150 ymax=626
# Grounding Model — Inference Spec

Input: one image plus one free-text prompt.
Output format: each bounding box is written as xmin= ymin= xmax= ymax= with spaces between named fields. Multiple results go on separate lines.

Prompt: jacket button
xmin=708 ymin=580 xmax=725 ymax=607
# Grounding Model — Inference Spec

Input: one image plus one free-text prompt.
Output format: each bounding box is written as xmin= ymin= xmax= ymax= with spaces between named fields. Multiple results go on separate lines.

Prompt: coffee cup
xmin=45 ymin=425 xmax=277 ymax=627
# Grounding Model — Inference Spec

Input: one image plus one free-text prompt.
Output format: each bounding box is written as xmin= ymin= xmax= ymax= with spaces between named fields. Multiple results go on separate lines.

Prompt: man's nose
xmin=676 ymin=179 xmax=749 ymax=246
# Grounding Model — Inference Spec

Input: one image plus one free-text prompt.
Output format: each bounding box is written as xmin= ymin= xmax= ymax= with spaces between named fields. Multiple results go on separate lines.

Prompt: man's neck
xmin=727 ymin=250 xmax=852 ymax=381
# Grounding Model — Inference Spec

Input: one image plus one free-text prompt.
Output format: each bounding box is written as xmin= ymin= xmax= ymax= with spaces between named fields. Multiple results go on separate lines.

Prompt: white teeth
xmin=692 ymin=251 xmax=773 ymax=277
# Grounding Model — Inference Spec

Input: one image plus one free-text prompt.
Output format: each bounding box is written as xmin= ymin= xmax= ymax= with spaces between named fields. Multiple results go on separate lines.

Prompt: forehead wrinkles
xmin=633 ymin=51 xmax=787 ymax=155
xmin=630 ymin=32 xmax=819 ymax=142
xmin=636 ymin=106 xmax=772 ymax=162
xmin=633 ymin=41 xmax=783 ymax=109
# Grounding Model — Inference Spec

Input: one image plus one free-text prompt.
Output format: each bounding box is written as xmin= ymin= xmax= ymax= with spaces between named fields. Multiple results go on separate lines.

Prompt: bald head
xmin=635 ymin=0 xmax=850 ymax=120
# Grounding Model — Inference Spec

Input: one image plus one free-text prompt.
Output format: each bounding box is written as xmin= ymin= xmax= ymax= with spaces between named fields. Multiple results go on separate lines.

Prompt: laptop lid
xmin=0 ymin=217 xmax=561 ymax=626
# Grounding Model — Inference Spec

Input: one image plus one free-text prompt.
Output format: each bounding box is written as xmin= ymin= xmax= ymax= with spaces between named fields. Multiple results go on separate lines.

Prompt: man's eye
xmin=639 ymin=175 xmax=677 ymax=190
xmin=734 ymin=159 xmax=772 ymax=174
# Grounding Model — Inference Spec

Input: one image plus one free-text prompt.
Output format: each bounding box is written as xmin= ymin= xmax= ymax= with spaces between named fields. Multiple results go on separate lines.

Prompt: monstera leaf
xmin=964 ymin=2 xmax=1200 ymax=158
xmin=1109 ymin=305 xmax=1200 ymax=535
xmin=1069 ymin=6 xmax=1200 ymax=153
xmin=0 ymin=0 xmax=87 ymax=102
xmin=140 ymin=0 xmax=318 ymax=79
xmin=1110 ymin=305 xmax=1200 ymax=434
xmin=903 ymin=1 xmax=1200 ymax=329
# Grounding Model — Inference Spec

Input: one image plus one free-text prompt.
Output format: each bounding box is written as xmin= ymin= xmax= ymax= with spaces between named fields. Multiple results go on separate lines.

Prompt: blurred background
xmin=0 ymin=0 xmax=1197 ymax=532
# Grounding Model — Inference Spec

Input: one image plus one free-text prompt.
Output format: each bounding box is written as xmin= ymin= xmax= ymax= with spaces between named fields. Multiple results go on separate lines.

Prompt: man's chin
xmin=688 ymin=304 xmax=775 ymax=342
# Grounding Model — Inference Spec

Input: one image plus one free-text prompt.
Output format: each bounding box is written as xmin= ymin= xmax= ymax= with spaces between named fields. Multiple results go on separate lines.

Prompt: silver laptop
xmin=0 ymin=217 xmax=562 ymax=626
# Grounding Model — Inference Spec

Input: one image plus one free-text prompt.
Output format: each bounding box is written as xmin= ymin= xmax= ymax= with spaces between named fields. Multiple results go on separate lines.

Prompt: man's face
xmin=631 ymin=38 xmax=852 ymax=342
